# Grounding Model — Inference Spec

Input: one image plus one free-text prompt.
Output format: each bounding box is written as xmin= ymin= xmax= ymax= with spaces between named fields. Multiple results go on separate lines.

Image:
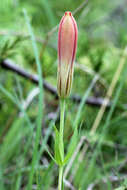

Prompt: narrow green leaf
xmin=23 ymin=9 xmax=44 ymax=190
xmin=63 ymin=128 xmax=78 ymax=165
xmin=54 ymin=126 xmax=63 ymax=165
xmin=45 ymin=147 xmax=56 ymax=164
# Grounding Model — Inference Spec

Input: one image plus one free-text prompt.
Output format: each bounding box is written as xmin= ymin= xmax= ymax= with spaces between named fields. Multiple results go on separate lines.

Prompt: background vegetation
xmin=0 ymin=0 xmax=127 ymax=189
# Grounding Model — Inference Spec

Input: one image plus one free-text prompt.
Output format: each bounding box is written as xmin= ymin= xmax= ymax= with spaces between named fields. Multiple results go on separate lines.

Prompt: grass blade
xmin=23 ymin=9 xmax=44 ymax=190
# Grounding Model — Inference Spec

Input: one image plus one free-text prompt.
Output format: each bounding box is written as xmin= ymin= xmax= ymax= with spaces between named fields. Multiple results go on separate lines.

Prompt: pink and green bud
xmin=57 ymin=11 xmax=78 ymax=98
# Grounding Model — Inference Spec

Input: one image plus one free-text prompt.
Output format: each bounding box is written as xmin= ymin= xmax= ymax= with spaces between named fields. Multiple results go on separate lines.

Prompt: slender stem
xmin=60 ymin=99 xmax=65 ymax=148
xmin=58 ymin=98 xmax=65 ymax=190
xmin=58 ymin=167 xmax=63 ymax=190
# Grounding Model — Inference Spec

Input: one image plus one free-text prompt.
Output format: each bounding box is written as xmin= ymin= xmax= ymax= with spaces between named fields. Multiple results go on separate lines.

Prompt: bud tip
xmin=65 ymin=11 xmax=72 ymax=16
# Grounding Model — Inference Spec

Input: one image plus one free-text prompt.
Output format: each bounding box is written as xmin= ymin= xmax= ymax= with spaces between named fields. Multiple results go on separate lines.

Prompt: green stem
xmin=58 ymin=98 xmax=65 ymax=190
xmin=60 ymin=99 xmax=65 ymax=150
xmin=58 ymin=166 xmax=63 ymax=190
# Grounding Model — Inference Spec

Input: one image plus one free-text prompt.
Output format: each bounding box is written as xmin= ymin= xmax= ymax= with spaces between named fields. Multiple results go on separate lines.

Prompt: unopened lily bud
xmin=57 ymin=11 xmax=78 ymax=98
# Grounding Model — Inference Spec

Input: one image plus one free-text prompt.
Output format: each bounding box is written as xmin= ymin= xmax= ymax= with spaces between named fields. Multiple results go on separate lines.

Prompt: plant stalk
xmin=58 ymin=98 xmax=65 ymax=190
xmin=58 ymin=166 xmax=63 ymax=190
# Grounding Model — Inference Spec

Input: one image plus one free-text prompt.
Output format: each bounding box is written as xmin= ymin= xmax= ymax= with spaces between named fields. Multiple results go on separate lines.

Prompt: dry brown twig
xmin=64 ymin=136 xmax=87 ymax=179
xmin=91 ymin=46 xmax=127 ymax=134
xmin=0 ymin=59 xmax=110 ymax=108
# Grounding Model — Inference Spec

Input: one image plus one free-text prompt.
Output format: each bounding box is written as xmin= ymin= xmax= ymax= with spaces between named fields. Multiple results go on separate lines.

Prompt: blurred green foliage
xmin=0 ymin=0 xmax=127 ymax=189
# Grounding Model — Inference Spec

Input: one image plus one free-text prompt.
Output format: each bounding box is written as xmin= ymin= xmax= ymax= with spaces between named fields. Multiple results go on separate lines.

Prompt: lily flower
xmin=57 ymin=11 xmax=78 ymax=98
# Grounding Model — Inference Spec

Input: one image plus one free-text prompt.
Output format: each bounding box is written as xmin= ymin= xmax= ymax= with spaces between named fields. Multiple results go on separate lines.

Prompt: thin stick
xmin=68 ymin=46 xmax=127 ymax=184
xmin=0 ymin=59 xmax=110 ymax=107
xmin=63 ymin=76 xmax=98 ymax=180
xmin=72 ymin=0 xmax=89 ymax=15
xmin=64 ymin=136 xmax=86 ymax=179
xmin=91 ymin=46 xmax=127 ymax=134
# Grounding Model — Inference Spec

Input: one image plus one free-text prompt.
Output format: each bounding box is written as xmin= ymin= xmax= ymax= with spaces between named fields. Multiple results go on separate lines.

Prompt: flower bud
xmin=57 ymin=11 xmax=78 ymax=98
